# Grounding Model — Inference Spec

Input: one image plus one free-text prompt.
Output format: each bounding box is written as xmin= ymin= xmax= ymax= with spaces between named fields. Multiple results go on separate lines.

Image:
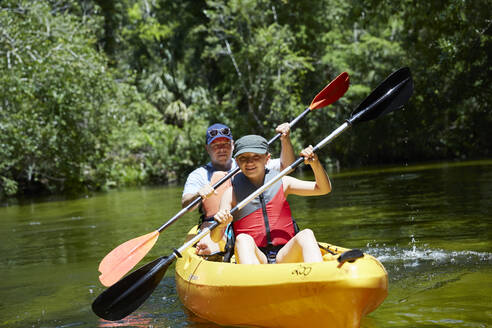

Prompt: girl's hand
xmin=300 ymin=145 xmax=318 ymax=165
xmin=214 ymin=209 xmax=233 ymax=227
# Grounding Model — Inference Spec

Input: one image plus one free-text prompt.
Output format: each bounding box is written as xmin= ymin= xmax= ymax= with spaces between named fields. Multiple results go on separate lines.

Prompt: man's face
xmin=235 ymin=152 xmax=270 ymax=180
xmin=206 ymin=138 xmax=233 ymax=167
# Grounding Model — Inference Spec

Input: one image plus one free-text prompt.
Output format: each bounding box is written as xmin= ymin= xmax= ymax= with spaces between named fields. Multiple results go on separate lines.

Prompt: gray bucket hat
xmin=234 ymin=135 xmax=268 ymax=158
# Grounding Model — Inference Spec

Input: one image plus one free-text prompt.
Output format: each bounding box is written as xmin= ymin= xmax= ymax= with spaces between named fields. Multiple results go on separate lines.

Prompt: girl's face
xmin=235 ymin=152 xmax=270 ymax=182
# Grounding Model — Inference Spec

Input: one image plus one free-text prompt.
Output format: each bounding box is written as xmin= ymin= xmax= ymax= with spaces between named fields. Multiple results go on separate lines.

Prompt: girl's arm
xmin=283 ymin=145 xmax=332 ymax=197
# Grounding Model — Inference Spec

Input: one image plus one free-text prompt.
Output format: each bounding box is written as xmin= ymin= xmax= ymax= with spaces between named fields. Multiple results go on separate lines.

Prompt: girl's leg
xmin=276 ymin=229 xmax=322 ymax=263
xmin=196 ymin=221 xmax=225 ymax=255
xmin=234 ymin=233 xmax=268 ymax=264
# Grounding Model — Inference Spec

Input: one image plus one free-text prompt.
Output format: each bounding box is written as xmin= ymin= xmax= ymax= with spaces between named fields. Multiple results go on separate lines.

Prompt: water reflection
xmin=98 ymin=313 xmax=153 ymax=327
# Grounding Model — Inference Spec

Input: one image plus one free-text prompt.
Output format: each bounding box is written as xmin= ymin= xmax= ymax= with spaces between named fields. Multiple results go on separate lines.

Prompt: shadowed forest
xmin=1 ymin=0 xmax=490 ymax=198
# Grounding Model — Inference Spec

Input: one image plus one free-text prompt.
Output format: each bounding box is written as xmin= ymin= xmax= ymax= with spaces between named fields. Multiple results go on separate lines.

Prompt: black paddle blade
xmin=348 ymin=67 xmax=413 ymax=125
xmin=92 ymin=255 xmax=173 ymax=321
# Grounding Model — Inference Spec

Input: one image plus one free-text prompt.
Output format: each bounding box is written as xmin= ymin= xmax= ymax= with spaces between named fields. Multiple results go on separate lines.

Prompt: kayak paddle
xmin=97 ymin=72 xmax=350 ymax=287
xmin=92 ymin=67 xmax=413 ymax=321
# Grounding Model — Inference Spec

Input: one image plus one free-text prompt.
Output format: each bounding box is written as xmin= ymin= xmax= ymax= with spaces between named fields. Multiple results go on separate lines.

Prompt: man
xmin=182 ymin=123 xmax=295 ymax=255
xmin=212 ymin=135 xmax=332 ymax=264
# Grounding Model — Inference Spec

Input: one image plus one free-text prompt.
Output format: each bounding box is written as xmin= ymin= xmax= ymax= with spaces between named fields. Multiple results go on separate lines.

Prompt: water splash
xmin=366 ymin=236 xmax=492 ymax=268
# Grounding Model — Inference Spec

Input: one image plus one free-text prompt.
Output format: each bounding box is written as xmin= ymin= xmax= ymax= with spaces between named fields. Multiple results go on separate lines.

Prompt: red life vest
xmin=200 ymin=171 xmax=232 ymax=219
xmin=231 ymin=169 xmax=295 ymax=248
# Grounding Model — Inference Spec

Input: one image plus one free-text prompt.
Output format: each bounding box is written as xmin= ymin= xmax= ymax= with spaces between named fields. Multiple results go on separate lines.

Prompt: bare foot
xmin=196 ymin=235 xmax=221 ymax=255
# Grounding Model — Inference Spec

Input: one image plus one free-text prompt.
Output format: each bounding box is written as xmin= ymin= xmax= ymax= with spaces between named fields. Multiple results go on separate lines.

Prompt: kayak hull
xmin=175 ymin=228 xmax=388 ymax=328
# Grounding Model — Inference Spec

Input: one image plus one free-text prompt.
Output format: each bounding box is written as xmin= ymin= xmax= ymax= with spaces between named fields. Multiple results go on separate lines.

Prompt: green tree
xmin=2 ymin=0 xmax=491 ymax=199
xmin=399 ymin=0 xmax=492 ymax=160
xmin=0 ymin=0 xmax=118 ymax=196
xmin=201 ymin=0 xmax=313 ymax=144
xmin=101 ymin=0 xmax=213 ymax=183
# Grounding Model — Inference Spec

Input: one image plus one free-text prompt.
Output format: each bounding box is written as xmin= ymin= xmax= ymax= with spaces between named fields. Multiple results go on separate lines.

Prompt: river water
xmin=1 ymin=160 xmax=491 ymax=328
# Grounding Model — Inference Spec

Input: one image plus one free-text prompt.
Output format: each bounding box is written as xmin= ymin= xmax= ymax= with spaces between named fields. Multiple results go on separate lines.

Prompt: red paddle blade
xmin=309 ymin=72 xmax=350 ymax=110
xmin=98 ymin=230 xmax=159 ymax=287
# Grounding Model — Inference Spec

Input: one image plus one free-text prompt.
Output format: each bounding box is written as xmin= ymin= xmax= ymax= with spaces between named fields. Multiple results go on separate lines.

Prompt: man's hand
xmin=198 ymin=184 xmax=216 ymax=199
xmin=275 ymin=122 xmax=291 ymax=139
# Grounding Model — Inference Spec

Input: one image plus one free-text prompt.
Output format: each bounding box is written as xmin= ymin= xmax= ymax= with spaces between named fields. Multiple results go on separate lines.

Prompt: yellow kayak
xmin=175 ymin=227 xmax=388 ymax=328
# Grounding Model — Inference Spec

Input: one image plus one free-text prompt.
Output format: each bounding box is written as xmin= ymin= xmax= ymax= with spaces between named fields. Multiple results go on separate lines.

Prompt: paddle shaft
xmin=156 ymin=107 xmax=312 ymax=233
xmin=170 ymin=120 xmax=352 ymax=257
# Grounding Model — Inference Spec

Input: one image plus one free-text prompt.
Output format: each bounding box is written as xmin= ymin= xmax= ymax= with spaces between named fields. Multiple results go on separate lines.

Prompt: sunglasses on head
xmin=208 ymin=127 xmax=231 ymax=137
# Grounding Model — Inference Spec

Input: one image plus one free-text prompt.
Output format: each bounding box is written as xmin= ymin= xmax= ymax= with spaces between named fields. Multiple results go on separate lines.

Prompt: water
xmin=1 ymin=160 xmax=491 ymax=327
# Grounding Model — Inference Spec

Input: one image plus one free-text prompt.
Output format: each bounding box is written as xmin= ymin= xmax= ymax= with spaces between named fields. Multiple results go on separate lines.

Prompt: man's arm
xmin=181 ymin=192 xmax=200 ymax=209
xmin=276 ymin=123 xmax=295 ymax=170
xmin=181 ymin=168 xmax=214 ymax=209
xmin=182 ymin=184 xmax=216 ymax=209
xmin=210 ymin=187 xmax=234 ymax=242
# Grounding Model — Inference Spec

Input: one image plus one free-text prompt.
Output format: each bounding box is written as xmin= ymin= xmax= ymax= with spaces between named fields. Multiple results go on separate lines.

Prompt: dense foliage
xmin=1 ymin=0 xmax=490 ymax=198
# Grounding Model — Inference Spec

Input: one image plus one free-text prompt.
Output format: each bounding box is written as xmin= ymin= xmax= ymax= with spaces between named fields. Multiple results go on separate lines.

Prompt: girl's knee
xmin=235 ymin=233 xmax=255 ymax=245
xmin=298 ymin=228 xmax=316 ymax=240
